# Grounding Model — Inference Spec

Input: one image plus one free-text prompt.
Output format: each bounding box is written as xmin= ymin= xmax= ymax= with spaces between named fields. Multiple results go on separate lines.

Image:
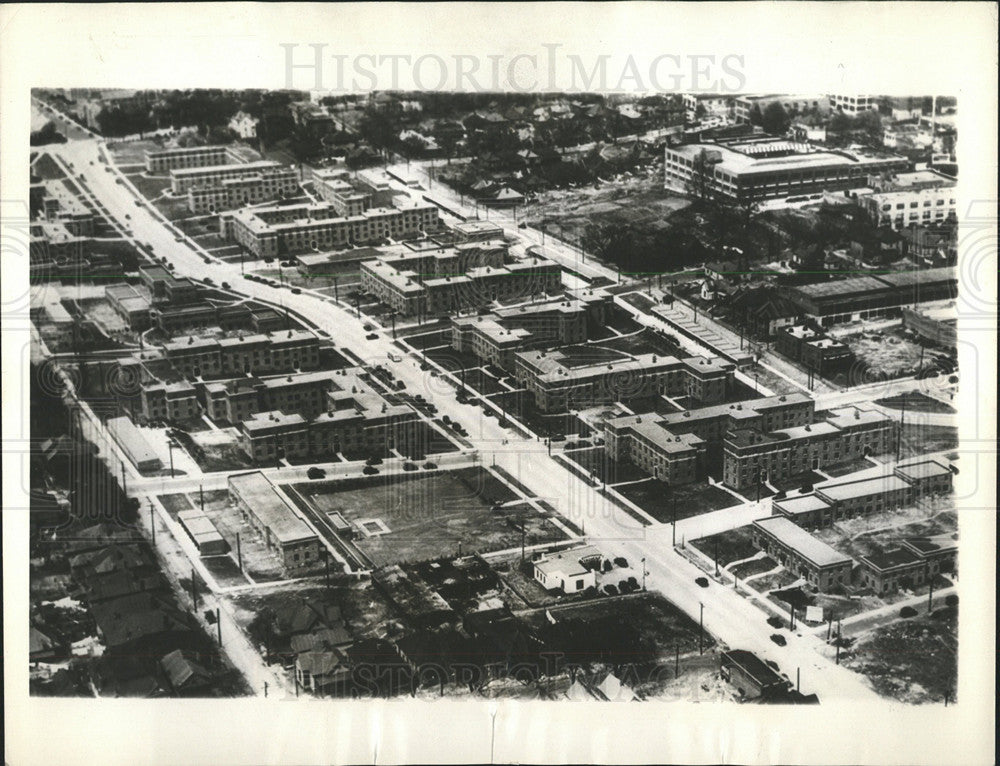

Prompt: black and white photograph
xmin=3 ymin=3 xmax=996 ymax=765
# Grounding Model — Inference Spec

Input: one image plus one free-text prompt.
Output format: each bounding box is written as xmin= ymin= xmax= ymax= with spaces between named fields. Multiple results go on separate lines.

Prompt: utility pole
xmin=714 ymin=541 xmax=719 ymax=576
xmin=236 ymin=532 xmax=243 ymax=571
xmin=796 ymin=667 xmax=800 ymax=693
xmin=216 ymin=608 xmax=223 ymax=646
xmin=168 ymin=443 xmax=175 ymax=478
xmin=671 ymin=495 xmax=677 ymax=547
xmin=641 ymin=558 xmax=647 ymax=591
xmin=149 ymin=501 xmax=155 ymax=545
xmin=789 ymin=603 xmax=796 ymax=630
xmin=699 ymin=602 xmax=705 ymax=655
xmin=263 ymin=681 xmax=268 ymax=698
xmin=190 ymin=567 xmax=197 ymax=608
xmin=199 ymin=484 xmax=204 ymax=510
xmin=927 ymin=564 xmax=935 ymax=613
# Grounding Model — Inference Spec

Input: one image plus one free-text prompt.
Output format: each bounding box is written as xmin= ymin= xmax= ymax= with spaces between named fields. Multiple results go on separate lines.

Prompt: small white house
xmin=533 ymin=546 xmax=602 ymax=593
xmin=229 ymin=111 xmax=260 ymax=140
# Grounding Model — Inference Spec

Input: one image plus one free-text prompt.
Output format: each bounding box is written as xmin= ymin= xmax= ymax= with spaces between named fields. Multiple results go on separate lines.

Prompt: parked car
xmin=362 ymin=465 xmax=379 ymax=476
xmin=291 ymin=287 xmax=301 ymax=295
xmin=695 ymin=577 xmax=709 ymax=588
xmin=307 ymin=467 xmax=326 ymax=480
xmin=366 ymin=333 xmax=378 ymax=340
xmin=221 ymin=282 xmax=230 ymax=289
xmin=770 ymin=633 xmax=787 ymax=647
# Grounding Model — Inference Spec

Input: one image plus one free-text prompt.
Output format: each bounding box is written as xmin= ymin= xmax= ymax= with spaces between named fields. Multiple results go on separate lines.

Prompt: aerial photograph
xmin=29 ymin=87 xmax=963 ymax=704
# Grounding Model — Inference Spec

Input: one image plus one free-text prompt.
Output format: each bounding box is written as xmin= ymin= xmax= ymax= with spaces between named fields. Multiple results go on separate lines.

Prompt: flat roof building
xmin=176 ymin=510 xmax=229 ymax=556
xmin=106 ymin=416 xmax=162 ymax=473
xmin=752 ymin=516 xmax=853 ymax=591
xmin=665 ymin=138 xmax=907 ymax=204
xmin=227 ymin=471 xmax=321 ymax=575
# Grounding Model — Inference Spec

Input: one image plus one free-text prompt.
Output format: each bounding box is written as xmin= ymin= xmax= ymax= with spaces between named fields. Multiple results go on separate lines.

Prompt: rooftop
xmin=860 ymin=547 xmax=922 ymax=572
xmin=754 ymin=516 xmax=853 ymax=568
xmin=773 ymin=494 xmax=832 ymax=517
xmin=534 ymin=545 xmax=602 ymax=577
xmin=227 ymin=471 xmax=316 ymax=544
xmin=816 ymin=474 xmax=911 ymax=502
xmin=894 ymin=459 xmax=952 ymax=481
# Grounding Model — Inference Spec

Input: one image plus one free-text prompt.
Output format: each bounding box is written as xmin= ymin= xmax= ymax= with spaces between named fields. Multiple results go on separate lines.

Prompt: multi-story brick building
xmin=774 ymin=324 xmax=853 ymax=375
xmin=105 ymin=284 xmax=152 ymax=330
xmin=140 ymin=381 xmax=201 ymax=423
xmin=451 ymin=291 xmax=612 ymax=368
xmin=860 ymin=170 xmax=957 ymax=230
xmin=144 ymin=145 xmax=232 ymax=173
xmin=221 ymin=196 xmax=440 ymax=257
xmin=161 ymin=329 xmax=321 ymax=378
xmin=202 ymin=370 xmax=337 ymax=425
xmin=186 ymin=166 xmax=299 ymax=213
xmin=170 ymin=160 xmax=284 ymax=194
xmin=722 ymin=406 xmax=897 ymax=491
xmin=858 ymin=537 xmax=956 ymax=595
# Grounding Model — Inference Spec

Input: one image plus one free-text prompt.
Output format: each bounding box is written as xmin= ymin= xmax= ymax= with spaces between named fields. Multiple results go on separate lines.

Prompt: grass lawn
xmin=690 ymin=525 xmax=757 ymax=566
xmin=295 ymin=468 xmax=564 ymax=566
xmin=130 ymin=173 xmax=172 ymax=201
xmin=895 ymin=423 xmax=959 ymax=459
xmin=875 ymin=392 xmax=956 ymax=415
xmin=595 ymin=328 xmax=682 ymax=358
xmin=616 ymin=480 xmax=739 ymax=523
xmin=824 ymin=457 xmax=877 ymax=478
xmin=401 ymin=329 xmax=451 ymax=351
xmin=564 ymin=447 xmax=649 ymax=484
xmin=729 ymin=555 xmax=778 ymax=579
xmin=424 ymin=346 xmax=482 ymax=371
xmin=158 ymin=493 xmax=194 ymax=515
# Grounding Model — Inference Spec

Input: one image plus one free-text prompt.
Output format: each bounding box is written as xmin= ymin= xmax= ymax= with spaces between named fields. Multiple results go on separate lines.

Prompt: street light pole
xmin=641 ymin=558 xmax=647 ymax=591
xmin=699 ymin=602 xmax=705 ymax=654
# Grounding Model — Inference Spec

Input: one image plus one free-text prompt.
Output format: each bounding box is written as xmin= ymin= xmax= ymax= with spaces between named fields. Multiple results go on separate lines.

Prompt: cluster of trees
xmin=30 ymin=121 xmax=67 ymax=146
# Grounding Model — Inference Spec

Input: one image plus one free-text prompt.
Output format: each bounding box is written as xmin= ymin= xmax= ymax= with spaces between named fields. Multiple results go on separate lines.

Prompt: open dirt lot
xmin=843 ymin=609 xmax=957 ymax=704
xmin=616 ymin=479 xmax=739 ymax=523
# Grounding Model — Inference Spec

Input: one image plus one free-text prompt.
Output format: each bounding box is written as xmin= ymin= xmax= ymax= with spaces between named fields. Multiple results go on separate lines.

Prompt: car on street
xmin=770 ymin=633 xmax=787 ymax=647
xmin=307 ymin=466 xmax=326 ymax=480
xmin=695 ymin=577 xmax=710 ymax=588
xmin=291 ymin=287 xmax=301 ymax=294
xmin=366 ymin=332 xmax=378 ymax=340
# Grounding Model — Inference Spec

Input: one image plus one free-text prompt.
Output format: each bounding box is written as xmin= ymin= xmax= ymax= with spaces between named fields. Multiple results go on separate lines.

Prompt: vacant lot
xmin=895 ymin=423 xmax=959 ymax=459
xmin=130 ymin=173 xmax=172 ymax=201
xmin=295 ymin=468 xmax=566 ymax=566
xmin=842 ymin=329 xmax=951 ymax=379
xmin=844 ymin=612 xmax=957 ymax=704
xmin=690 ymin=525 xmax=758 ymax=567
xmin=616 ymin=479 xmax=739 ymax=523
xmin=518 ymin=591 xmax=712 ymax=661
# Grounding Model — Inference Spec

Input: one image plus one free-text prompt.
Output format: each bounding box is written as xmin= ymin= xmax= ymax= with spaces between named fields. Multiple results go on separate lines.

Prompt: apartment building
xmin=186 ymin=166 xmax=299 ymax=213
xmin=202 ymin=370 xmax=337 ymax=425
xmin=140 ymin=381 xmax=200 ymax=423
xmin=604 ymin=393 xmax=812 ymax=481
xmin=145 ymin=145 xmax=231 ymax=173
xmin=722 ymin=406 xmax=897 ymax=491
xmin=773 ymin=459 xmax=953 ymax=529
xmin=664 ymin=138 xmax=907 ymax=204
xmin=235 ymin=372 xmax=419 ymax=462
xmin=161 ymin=329 xmax=321 ymax=378
xmin=751 ymin=516 xmax=854 ymax=592
xmin=221 ymin=196 xmax=440 ymax=257
xmin=858 ymin=536 xmax=957 ymax=594
xmin=361 ymin=246 xmax=561 ymax=318
xmin=169 ymin=160 xmax=283 ymax=194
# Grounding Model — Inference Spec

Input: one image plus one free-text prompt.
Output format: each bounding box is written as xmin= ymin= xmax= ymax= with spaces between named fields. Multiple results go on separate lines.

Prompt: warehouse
xmin=106 ymin=416 xmax=162 ymax=473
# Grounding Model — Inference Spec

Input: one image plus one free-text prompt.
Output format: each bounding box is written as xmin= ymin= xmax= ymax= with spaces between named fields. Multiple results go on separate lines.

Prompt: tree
xmin=582 ymin=221 xmax=636 ymax=270
xmin=761 ymin=102 xmax=791 ymax=135
xmin=686 ymin=148 xmax=717 ymax=205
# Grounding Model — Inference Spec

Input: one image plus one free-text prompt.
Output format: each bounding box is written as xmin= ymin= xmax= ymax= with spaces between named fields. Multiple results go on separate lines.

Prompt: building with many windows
xmin=830 ymin=94 xmax=877 ymax=116
xmin=859 ymin=170 xmax=957 ymax=230
xmin=722 ymin=406 xmax=897 ymax=491
xmin=186 ymin=166 xmax=299 ymax=213
xmin=160 ymin=329 xmax=321 ymax=378
xmin=169 ymin=160 xmax=283 ymax=194
xmin=858 ymin=537 xmax=956 ymax=594
xmin=145 ymin=145 xmax=233 ymax=173
xmin=664 ymin=137 xmax=907 ymax=204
